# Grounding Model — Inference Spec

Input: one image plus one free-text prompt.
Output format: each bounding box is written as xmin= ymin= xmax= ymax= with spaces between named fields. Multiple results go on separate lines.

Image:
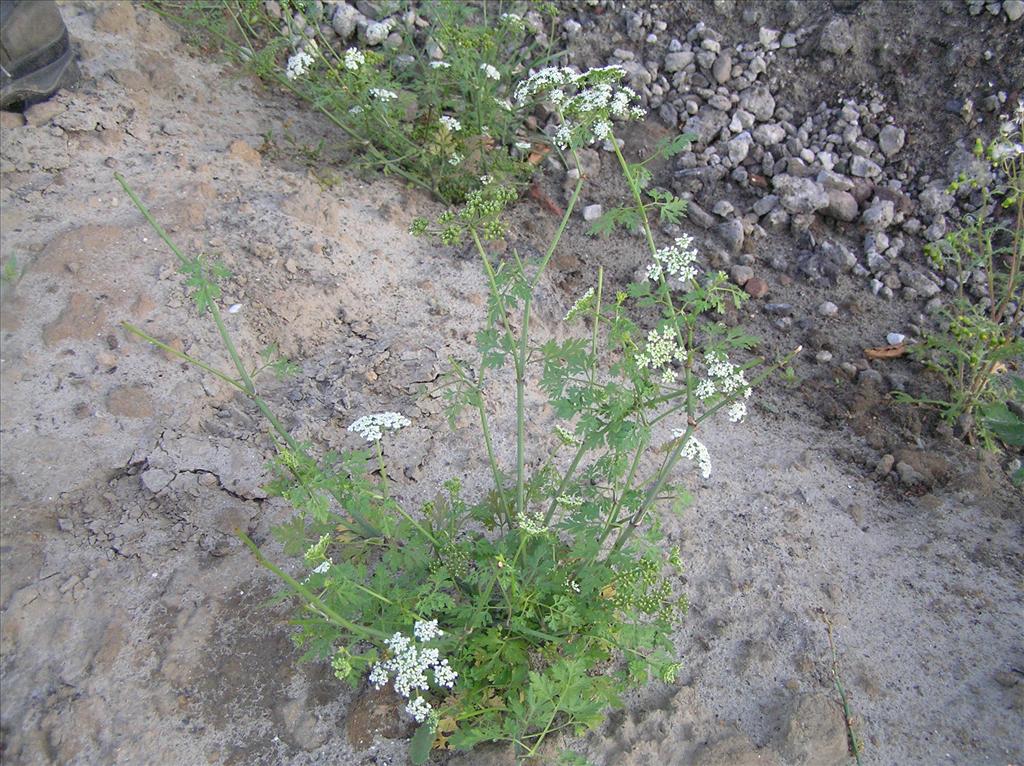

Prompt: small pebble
xmin=886 ymin=332 xmax=906 ymax=345
xmin=815 ymin=350 xmax=833 ymax=363
xmin=818 ymin=301 xmax=839 ymax=317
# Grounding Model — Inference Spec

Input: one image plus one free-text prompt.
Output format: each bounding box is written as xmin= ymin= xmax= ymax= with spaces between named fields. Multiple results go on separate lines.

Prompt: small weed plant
xmin=162 ymin=0 xmax=560 ymax=202
xmin=119 ymin=64 xmax=785 ymax=763
xmin=896 ymin=104 xmax=1024 ymax=463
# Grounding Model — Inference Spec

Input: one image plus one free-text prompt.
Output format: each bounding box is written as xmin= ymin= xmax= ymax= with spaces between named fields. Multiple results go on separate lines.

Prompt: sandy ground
xmin=1 ymin=2 xmax=1021 ymax=765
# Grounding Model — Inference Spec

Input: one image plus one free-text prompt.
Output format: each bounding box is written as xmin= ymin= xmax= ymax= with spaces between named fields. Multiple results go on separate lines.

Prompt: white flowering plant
xmin=115 ymin=60 xmax=795 ymax=764
xmin=166 ymin=0 xmax=559 ymax=202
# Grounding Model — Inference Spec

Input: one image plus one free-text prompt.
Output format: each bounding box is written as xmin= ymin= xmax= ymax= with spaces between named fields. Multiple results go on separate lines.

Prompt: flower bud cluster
xmin=368 ymin=620 xmax=457 ymax=723
xmin=515 ymin=510 xmax=549 ymax=535
xmin=564 ymin=286 xmax=595 ymax=321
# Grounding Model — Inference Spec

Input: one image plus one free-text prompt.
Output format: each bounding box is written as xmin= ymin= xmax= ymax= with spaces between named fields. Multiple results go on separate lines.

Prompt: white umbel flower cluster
xmin=343 ymin=47 xmax=364 ymax=71
xmin=706 ymin=351 xmax=752 ymax=396
xmin=637 ymin=326 xmax=687 ymax=384
xmin=368 ymin=620 xmax=457 ymax=723
xmin=480 ymin=63 xmax=501 ymax=80
xmin=348 ymin=412 xmax=411 ymax=442
xmin=672 ymin=431 xmax=712 ymax=479
xmin=369 ymin=87 xmax=398 ymax=102
xmin=645 ymin=235 xmax=699 ymax=285
xmin=514 ymin=65 xmax=645 ymax=150
xmin=285 ymin=43 xmax=316 ymax=80
xmin=439 ymin=115 xmax=461 ymax=132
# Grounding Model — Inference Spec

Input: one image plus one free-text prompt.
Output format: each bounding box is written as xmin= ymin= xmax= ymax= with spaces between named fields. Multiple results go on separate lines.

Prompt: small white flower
xmin=311 ymin=559 xmax=332 ymax=574
xmin=727 ymin=401 xmax=747 ymax=422
xmin=369 ymin=87 xmax=398 ymax=102
xmin=285 ymin=47 xmax=315 ymax=80
xmin=554 ymin=124 xmax=572 ymax=149
xmin=433 ymin=659 xmax=458 ymax=688
xmin=695 ymin=379 xmax=717 ymax=400
xmin=705 ymin=351 xmax=751 ymax=398
xmin=480 ymin=63 xmax=501 ymax=81
xmin=372 ymin=620 xmax=457 ymax=720
xmin=430 ymin=60 xmax=451 ymax=69
xmin=406 ymin=696 xmax=432 ymax=723
xmin=514 ymin=141 xmax=532 ymax=151
xmin=368 ymin=663 xmax=390 ymax=689
xmin=672 ymin=432 xmax=711 ymax=479
xmin=348 ymin=412 xmax=410 ymax=442
xmin=500 ymin=12 xmax=524 ymax=28
xmin=343 ymin=47 xmax=365 ymax=71
xmin=448 ymin=152 xmax=463 ymax=166
xmin=636 ymin=326 xmax=686 ymax=376
xmin=649 ymin=236 xmax=699 ymax=285
xmin=439 ymin=115 xmax=461 ymax=132
xmin=413 ymin=619 xmax=444 ymax=642
xmin=566 ymin=578 xmax=581 ymax=593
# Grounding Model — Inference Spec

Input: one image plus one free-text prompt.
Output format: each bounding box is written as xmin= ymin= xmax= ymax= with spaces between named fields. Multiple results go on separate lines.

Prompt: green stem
xmin=115 ymin=173 xmax=258 ymax=395
xmin=594 ymin=436 xmax=647 ymax=549
xmin=239 ymin=531 xmax=388 ymax=640
xmin=451 ymin=358 xmax=509 ymax=521
xmin=515 ymin=295 xmax=531 ymax=520
xmin=609 ymin=347 xmax=801 ymax=556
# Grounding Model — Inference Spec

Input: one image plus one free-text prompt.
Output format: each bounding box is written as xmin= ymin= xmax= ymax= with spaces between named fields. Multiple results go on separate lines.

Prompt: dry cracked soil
xmin=0 ymin=2 xmax=1022 ymax=765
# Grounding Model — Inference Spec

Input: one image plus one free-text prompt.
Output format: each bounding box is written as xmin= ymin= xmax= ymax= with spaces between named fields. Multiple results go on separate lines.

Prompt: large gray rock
xmin=901 ymin=268 xmax=942 ymax=297
xmin=712 ymin=51 xmax=732 ymax=84
xmin=683 ymin=106 xmax=730 ymax=144
xmin=728 ymin=131 xmax=753 ymax=164
xmin=753 ymin=123 xmax=786 ymax=146
xmin=879 ymin=125 xmax=906 ymax=157
xmin=739 ymin=85 xmax=776 ymax=121
xmin=772 ymin=174 xmax=829 ymax=214
xmin=822 ymin=189 xmax=859 ymax=222
xmin=752 ymin=194 xmax=779 ymax=216
xmin=849 ymin=155 xmax=882 ymax=178
xmin=919 ymin=185 xmax=954 ymax=216
xmin=332 ymin=2 xmax=363 ymax=38
xmin=817 ymin=169 xmax=855 ymax=192
xmin=664 ymin=50 xmax=695 ymax=72
xmin=715 ymin=218 xmax=744 ymax=255
xmin=819 ymin=17 xmax=854 ymax=56
xmin=861 ymin=199 xmax=895 ymax=231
